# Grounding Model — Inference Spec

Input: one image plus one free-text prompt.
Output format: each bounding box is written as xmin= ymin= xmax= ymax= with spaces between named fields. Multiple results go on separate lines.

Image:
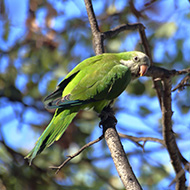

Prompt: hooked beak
xmin=139 ymin=65 xmax=149 ymax=76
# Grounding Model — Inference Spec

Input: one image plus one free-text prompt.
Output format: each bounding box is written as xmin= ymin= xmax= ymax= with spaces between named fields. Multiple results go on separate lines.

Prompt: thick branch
xmin=146 ymin=66 xmax=190 ymax=79
xmin=137 ymin=20 xmax=187 ymax=189
xmin=84 ymin=0 xmax=104 ymax=54
xmin=105 ymin=128 xmax=142 ymax=189
xmin=100 ymin=107 xmax=142 ymax=190
xmin=161 ymin=78 xmax=186 ymax=189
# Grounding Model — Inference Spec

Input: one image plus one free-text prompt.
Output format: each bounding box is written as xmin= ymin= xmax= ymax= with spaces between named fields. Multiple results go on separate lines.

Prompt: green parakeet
xmin=25 ymin=51 xmax=150 ymax=164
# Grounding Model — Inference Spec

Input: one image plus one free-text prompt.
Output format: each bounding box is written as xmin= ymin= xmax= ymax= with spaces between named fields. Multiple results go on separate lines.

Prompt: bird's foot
xmin=98 ymin=106 xmax=117 ymax=128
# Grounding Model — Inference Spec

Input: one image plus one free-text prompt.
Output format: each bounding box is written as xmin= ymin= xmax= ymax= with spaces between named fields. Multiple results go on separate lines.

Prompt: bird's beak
xmin=139 ymin=65 xmax=149 ymax=76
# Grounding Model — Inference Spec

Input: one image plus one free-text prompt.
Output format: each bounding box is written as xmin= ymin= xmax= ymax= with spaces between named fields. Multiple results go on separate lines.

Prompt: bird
xmin=25 ymin=51 xmax=150 ymax=165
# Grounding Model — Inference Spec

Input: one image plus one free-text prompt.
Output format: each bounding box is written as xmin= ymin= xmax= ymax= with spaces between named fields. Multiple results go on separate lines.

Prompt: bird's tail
xmin=25 ymin=108 xmax=77 ymax=165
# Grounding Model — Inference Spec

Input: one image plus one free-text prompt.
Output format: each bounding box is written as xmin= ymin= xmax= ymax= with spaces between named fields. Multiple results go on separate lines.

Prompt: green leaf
xmin=47 ymin=79 xmax=58 ymax=91
xmin=138 ymin=106 xmax=151 ymax=116
xmin=155 ymin=22 xmax=177 ymax=38
xmin=181 ymin=105 xmax=190 ymax=114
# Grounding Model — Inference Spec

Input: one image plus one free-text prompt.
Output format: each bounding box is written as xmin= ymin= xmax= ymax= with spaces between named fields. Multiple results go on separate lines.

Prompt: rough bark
xmin=161 ymin=78 xmax=186 ymax=189
xmin=84 ymin=0 xmax=142 ymax=189
xmin=101 ymin=108 xmax=142 ymax=190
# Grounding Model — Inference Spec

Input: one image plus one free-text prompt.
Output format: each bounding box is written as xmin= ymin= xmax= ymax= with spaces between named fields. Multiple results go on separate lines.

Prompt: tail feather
xmin=25 ymin=109 xmax=77 ymax=165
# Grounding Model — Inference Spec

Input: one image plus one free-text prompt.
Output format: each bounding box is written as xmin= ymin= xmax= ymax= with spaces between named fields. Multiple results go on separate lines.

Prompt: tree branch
xmin=100 ymin=106 xmax=142 ymax=190
xmin=134 ymin=20 xmax=187 ymax=188
xmin=161 ymin=78 xmax=186 ymax=189
xmin=84 ymin=0 xmax=104 ymax=54
xmin=103 ymin=23 xmax=145 ymax=39
xmin=103 ymin=23 xmax=190 ymax=79
xmin=146 ymin=66 xmax=190 ymax=79
xmin=172 ymin=73 xmax=190 ymax=92
xmin=169 ymin=163 xmax=189 ymax=187
xmin=50 ymin=135 xmax=104 ymax=174
xmin=84 ymin=0 xmax=142 ymax=189
xmin=119 ymin=133 xmax=164 ymax=146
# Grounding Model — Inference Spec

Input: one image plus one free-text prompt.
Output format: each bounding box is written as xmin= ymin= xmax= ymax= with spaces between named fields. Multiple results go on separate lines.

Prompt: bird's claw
xmin=98 ymin=107 xmax=117 ymax=127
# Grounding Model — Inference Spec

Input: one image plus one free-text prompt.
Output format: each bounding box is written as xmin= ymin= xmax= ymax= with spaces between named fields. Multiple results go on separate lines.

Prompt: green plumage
xmin=25 ymin=51 xmax=150 ymax=164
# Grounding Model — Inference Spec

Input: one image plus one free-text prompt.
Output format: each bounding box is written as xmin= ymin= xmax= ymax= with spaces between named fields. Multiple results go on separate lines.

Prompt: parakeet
xmin=25 ymin=51 xmax=150 ymax=164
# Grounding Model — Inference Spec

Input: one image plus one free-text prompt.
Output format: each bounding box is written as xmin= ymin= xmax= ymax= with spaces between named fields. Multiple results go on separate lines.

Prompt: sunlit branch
xmin=119 ymin=133 xmax=164 ymax=149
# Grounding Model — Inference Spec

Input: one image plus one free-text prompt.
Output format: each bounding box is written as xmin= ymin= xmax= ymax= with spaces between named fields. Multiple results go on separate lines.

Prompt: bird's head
xmin=119 ymin=51 xmax=150 ymax=79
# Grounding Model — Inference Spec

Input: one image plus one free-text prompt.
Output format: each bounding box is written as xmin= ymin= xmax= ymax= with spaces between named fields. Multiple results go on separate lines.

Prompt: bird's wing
xmin=45 ymin=54 xmax=131 ymax=110
xmin=44 ymin=71 xmax=79 ymax=104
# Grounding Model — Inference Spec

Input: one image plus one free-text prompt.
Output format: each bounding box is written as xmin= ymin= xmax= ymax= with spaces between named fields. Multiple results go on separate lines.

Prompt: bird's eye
xmin=133 ymin=56 xmax=139 ymax=62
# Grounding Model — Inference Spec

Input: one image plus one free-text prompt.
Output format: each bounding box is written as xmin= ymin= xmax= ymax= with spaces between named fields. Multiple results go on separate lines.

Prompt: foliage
xmin=0 ymin=0 xmax=190 ymax=189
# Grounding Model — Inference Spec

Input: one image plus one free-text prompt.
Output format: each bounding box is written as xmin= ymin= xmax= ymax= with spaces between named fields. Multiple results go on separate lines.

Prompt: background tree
xmin=0 ymin=0 xmax=190 ymax=189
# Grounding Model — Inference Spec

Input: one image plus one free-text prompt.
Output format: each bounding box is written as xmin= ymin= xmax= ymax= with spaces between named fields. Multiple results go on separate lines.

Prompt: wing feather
xmin=44 ymin=53 xmax=131 ymax=110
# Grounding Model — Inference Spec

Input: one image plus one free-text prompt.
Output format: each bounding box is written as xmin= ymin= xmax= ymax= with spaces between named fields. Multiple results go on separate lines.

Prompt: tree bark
xmin=161 ymin=78 xmax=186 ymax=190
xmin=84 ymin=0 xmax=142 ymax=189
xmin=101 ymin=108 xmax=142 ymax=190
xmin=84 ymin=0 xmax=104 ymax=55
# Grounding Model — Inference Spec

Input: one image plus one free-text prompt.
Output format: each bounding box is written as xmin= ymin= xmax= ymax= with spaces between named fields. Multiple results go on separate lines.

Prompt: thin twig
xmin=50 ymin=135 xmax=104 ymax=174
xmin=103 ymin=23 xmax=145 ymax=39
xmin=169 ymin=163 xmax=189 ymax=187
xmin=119 ymin=133 xmax=165 ymax=146
xmin=172 ymin=74 xmax=190 ymax=92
